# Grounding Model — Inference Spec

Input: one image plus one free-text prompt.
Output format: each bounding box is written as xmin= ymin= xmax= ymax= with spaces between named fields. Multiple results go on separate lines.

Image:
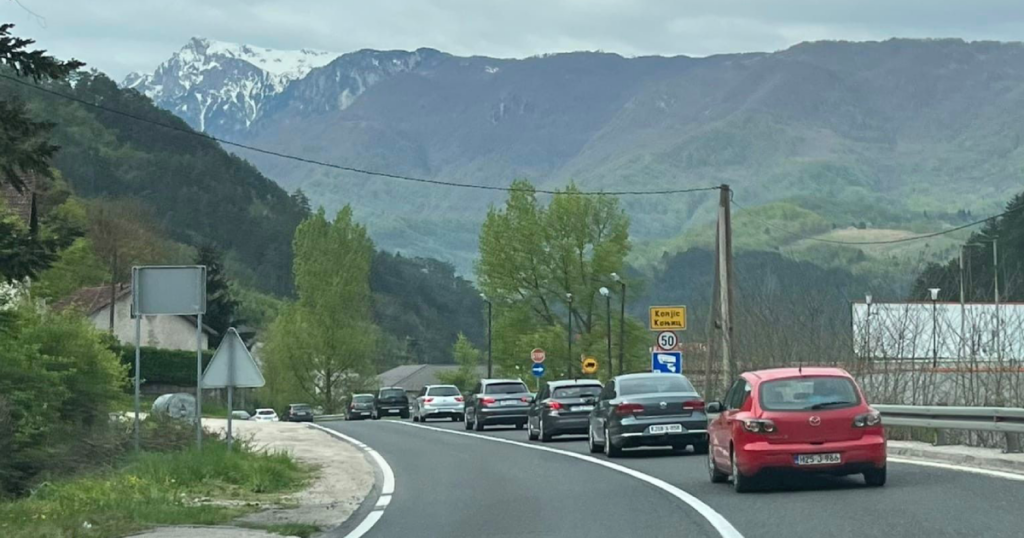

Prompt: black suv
xmin=374 ymin=387 xmax=410 ymax=419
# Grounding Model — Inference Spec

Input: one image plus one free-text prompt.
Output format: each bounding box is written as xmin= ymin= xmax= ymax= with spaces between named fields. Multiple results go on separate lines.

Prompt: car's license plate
xmin=648 ymin=424 xmax=683 ymax=434
xmin=795 ymin=453 xmax=841 ymax=466
xmin=571 ymin=405 xmax=594 ymax=412
xmin=501 ymin=399 xmax=520 ymax=406
xmin=388 ymin=409 xmax=400 ymax=413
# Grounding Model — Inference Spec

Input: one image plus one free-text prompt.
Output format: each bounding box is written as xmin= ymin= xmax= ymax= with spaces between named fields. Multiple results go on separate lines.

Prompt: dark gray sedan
xmin=587 ymin=373 xmax=708 ymax=457
xmin=527 ymin=380 xmax=602 ymax=442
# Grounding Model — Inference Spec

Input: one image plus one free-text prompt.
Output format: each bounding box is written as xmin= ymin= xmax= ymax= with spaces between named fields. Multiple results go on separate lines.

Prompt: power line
xmin=0 ymin=74 xmax=722 ymax=197
xmin=730 ymin=199 xmax=1023 ymax=246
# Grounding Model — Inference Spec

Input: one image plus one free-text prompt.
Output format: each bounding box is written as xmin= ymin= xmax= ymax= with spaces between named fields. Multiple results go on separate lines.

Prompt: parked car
xmin=347 ymin=394 xmax=375 ymax=420
xmin=706 ymin=367 xmax=886 ymax=492
xmin=230 ymin=410 xmax=251 ymax=421
xmin=252 ymin=408 xmax=280 ymax=422
xmin=374 ymin=387 xmax=410 ymax=419
xmin=588 ymin=372 xmax=708 ymax=457
xmin=412 ymin=384 xmax=465 ymax=422
xmin=286 ymin=403 xmax=314 ymax=422
xmin=528 ymin=379 xmax=602 ymax=442
xmin=464 ymin=379 xmax=532 ymax=431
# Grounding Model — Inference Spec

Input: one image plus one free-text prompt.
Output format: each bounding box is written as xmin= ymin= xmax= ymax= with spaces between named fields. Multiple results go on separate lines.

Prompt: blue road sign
xmin=651 ymin=351 xmax=683 ymax=374
xmin=531 ymin=363 xmax=546 ymax=377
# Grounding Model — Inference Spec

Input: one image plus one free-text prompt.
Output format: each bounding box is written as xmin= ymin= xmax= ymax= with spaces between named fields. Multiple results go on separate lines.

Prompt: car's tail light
xmin=520 ymin=397 xmax=531 ymax=403
xmin=350 ymin=403 xmax=355 ymax=410
xmin=853 ymin=411 xmax=882 ymax=428
xmin=546 ymin=401 xmax=563 ymax=410
xmin=455 ymin=396 xmax=464 ymax=402
xmin=741 ymin=419 xmax=776 ymax=433
xmin=615 ymin=403 xmax=644 ymax=416
xmin=481 ymin=397 xmax=496 ymax=406
xmin=682 ymin=400 xmax=705 ymax=411
xmin=424 ymin=398 xmax=434 ymax=404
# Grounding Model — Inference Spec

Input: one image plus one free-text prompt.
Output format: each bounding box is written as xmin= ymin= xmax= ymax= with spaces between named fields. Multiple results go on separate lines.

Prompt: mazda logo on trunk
xmin=809 ymin=416 xmax=822 ymax=426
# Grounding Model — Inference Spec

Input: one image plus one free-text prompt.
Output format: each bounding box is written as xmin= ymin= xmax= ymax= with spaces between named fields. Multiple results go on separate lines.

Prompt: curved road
xmin=326 ymin=419 xmax=1024 ymax=538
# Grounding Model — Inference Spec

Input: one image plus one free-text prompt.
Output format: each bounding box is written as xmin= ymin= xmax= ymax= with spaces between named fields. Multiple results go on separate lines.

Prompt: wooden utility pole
xmin=716 ymin=184 xmax=735 ymax=390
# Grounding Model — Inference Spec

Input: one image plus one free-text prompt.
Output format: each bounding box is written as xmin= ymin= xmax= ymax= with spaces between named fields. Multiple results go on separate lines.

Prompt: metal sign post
xmin=132 ymin=265 xmax=207 ymax=452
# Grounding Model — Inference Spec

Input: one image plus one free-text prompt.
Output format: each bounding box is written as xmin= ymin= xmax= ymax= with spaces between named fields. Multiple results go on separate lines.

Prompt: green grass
xmin=0 ymin=439 xmax=311 ymax=538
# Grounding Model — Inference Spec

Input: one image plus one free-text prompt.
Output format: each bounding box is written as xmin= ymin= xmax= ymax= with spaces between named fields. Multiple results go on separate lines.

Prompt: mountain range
xmin=125 ymin=37 xmax=1024 ymax=274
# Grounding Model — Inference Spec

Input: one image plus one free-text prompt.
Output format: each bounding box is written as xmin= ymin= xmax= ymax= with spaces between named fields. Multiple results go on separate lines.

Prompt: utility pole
xmin=481 ymin=294 xmax=492 ymax=377
xmin=959 ymin=246 xmax=966 ymax=361
xmin=993 ymin=238 xmax=1000 ymax=362
xmin=611 ymin=273 xmax=626 ymax=376
xmin=566 ymin=293 xmax=574 ymax=378
xmin=716 ymin=184 xmax=735 ymax=389
xmin=600 ymin=287 xmax=612 ymax=374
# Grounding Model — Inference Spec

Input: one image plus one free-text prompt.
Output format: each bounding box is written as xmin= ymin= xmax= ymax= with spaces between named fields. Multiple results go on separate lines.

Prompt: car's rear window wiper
xmin=809 ymin=400 xmax=854 ymax=409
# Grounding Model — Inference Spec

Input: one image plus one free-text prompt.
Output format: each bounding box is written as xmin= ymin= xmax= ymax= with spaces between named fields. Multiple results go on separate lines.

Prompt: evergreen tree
xmin=0 ymin=24 xmax=83 ymax=191
xmin=196 ymin=244 xmax=239 ymax=346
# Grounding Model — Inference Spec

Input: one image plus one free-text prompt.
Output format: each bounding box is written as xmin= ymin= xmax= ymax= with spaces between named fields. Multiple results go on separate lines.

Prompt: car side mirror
xmin=706 ymin=401 xmax=723 ymax=414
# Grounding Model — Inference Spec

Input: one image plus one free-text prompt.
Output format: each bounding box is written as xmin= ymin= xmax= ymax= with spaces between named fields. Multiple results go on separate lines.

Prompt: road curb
xmin=307 ymin=423 xmax=394 ymax=538
xmin=888 ymin=443 xmax=1024 ymax=476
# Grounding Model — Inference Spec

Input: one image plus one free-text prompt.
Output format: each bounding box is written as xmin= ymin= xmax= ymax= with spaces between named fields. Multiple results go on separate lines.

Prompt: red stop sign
xmin=531 ymin=348 xmax=546 ymax=363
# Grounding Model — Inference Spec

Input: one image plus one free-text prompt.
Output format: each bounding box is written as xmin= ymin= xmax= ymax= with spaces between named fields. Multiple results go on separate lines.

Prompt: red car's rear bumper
xmin=736 ymin=434 xmax=886 ymax=476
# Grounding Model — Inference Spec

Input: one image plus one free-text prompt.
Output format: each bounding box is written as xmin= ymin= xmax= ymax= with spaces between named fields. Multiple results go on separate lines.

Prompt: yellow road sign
xmin=650 ymin=306 xmax=687 ymax=331
xmin=581 ymin=356 xmax=598 ymax=374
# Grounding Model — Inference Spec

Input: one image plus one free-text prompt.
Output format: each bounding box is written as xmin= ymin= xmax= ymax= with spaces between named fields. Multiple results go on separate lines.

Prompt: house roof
xmin=377 ymin=364 xmax=488 ymax=392
xmin=54 ymin=284 xmax=218 ymax=336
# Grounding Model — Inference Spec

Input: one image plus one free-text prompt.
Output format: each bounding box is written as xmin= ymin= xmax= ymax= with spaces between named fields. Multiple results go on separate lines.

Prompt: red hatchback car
xmin=706 ymin=367 xmax=886 ymax=492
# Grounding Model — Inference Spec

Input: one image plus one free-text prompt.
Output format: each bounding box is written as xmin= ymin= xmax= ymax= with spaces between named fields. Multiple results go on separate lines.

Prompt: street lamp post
xmin=929 ymin=288 xmax=941 ymax=367
xmin=865 ymin=294 xmax=873 ymax=360
xmin=480 ymin=294 xmax=492 ymax=377
xmin=611 ymin=273 xmax=626 ymax=375
xmin=566 ymin=293 xmax=574 ymax=378
xmin=600 ymin=287 xmax=611 ymax=374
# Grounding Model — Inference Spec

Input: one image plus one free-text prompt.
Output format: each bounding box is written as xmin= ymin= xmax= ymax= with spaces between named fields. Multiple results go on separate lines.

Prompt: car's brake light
xmin=741 ymin=419 xmax=776 ymax=433
xmin=455 ymin=396 xmax=464 ymax=402
xmin=682 ymin=399 xmax=705 ymax=411
xmin=853 ymin=411 xmax=882 ymax=428
xmin=546 ymin=401 xmax=563 ymax=410
xmin=424 ymin=398 xmax=434 ymax=404
xmin=520 ymin=397 xmax=531 ymax=403
xmin=615 ymin=403 xmax=644 ymax=416
xmin=481 ymin=397 xmax=496 ymax=406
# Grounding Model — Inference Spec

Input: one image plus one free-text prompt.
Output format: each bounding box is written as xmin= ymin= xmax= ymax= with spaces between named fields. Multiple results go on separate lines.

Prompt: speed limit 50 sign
xmin=657 ymin=331 xmax=678 ymax=350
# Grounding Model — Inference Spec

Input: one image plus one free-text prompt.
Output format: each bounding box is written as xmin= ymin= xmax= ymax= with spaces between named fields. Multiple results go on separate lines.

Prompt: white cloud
xmin=5 ymin=0 xmax=1024 ymax=80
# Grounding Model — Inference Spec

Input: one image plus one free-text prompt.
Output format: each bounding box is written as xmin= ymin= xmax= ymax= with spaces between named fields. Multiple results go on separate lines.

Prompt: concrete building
xmin=57 ymin=284 xmax=215 ymax=350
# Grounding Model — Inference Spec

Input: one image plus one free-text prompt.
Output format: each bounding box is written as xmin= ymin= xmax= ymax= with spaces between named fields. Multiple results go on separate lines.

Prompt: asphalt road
xmin=327 ymin=418 xmax=1024 ymax=538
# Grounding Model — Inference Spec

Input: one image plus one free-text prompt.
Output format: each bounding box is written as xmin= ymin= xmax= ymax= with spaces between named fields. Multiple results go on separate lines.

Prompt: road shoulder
xmin=889 ymin=440 xmax=1024 ymax=477
xmin=133 ymin=419 xmax=375 ymax=538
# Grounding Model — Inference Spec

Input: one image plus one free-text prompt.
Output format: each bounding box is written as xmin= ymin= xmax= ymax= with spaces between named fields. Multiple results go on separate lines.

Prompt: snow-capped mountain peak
xmin=123 ymin=37 xmax=341 ymax=134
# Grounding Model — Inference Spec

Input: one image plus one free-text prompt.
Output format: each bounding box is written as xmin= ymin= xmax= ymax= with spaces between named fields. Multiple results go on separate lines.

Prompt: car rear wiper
xmin=809 ymin=401 xmax=853 ymax=410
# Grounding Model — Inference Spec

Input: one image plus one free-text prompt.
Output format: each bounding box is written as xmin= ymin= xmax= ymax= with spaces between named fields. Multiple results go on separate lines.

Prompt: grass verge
xmin=0 ymin=437 xmax=311 ymax=538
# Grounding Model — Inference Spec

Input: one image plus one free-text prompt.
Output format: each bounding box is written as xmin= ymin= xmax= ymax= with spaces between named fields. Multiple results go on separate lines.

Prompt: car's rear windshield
xmin=427 ymin=386 xmax=460 ymax=397
xmin=291 ymin=404 xmax=311 ymax=410
xmin=380 ymin=389 xmax=406 ymax=399
xmin=759 ymin=376 xmax=861 ymax=411
xmin=485 ymin=382 xmax=529 ymax=394
xmin=553 ymin=385 xmax=602 ymax=399
xmin=353 ymin=395 xmax=374 ymax=403
xmin=256 ymin=410 xmax=275 ymax=415
xmin=619 ymin=376 xmax=695 ymax=396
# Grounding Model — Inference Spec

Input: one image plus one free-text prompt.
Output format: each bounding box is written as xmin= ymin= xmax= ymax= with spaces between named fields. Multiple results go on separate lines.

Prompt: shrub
xmin=115 ymin=345 xmax=214 ymax=387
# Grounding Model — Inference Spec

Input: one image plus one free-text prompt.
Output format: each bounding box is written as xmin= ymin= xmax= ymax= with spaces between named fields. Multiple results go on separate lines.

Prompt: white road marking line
xmin=392 ymin=421 xmax=744 ymax=538
xmin=307 ymin=424 xmax=394 ymax=538
xmin=888 ymin=456 xmax=1024 ymax=482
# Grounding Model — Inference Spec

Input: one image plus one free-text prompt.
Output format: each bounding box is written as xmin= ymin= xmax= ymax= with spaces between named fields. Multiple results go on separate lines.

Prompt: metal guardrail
xmin=874 ymin=404 xmax=1024 ymax=453
xmin=314 ymin=414 xmax=346 ymax=422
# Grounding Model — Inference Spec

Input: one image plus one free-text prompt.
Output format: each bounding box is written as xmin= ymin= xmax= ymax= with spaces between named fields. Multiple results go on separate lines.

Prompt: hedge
xmin=116 ymin=345 xmax=214 ymax=387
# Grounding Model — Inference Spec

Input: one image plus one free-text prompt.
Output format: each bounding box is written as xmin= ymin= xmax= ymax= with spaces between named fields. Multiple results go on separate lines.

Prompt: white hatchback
xmin=412 ymin=385 xmax=465 ymax=422
xmin=252 ymin=408 xmax=280 ymax=422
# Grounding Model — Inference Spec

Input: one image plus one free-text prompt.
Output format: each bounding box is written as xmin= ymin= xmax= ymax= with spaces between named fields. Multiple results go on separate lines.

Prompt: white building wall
xmin=89 ymin=294 xmax=209 ymax=351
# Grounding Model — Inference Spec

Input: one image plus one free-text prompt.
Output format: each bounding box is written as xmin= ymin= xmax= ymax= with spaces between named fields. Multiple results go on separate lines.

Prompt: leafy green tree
xmin=196 ymin=245 xmax=239 ymax=346
xmin=0 ymin=23 xmax=83 ymax=191
xmin=262 ymin=207 xmax=380 ymax=413
xmin=437 ymin=333 xmax=481 ymax=392
xmin=477 ymin=180 xmax=632 ymax=379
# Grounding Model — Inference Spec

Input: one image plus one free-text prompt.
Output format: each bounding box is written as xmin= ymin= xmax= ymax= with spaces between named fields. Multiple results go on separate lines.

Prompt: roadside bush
xmin=116 ymin=345 xmax=213 ymax=387
xmin=0 ymin=304 xmax=127 ymax=496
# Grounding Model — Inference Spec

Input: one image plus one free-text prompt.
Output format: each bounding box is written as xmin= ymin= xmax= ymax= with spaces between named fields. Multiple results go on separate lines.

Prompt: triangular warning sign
xmin=201 ymin=328 xmax=266 ymax=388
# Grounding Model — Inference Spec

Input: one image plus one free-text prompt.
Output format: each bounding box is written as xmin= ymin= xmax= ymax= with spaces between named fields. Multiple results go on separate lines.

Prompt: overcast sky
xmin=6 ymin=0 xmax=1024 ymax=80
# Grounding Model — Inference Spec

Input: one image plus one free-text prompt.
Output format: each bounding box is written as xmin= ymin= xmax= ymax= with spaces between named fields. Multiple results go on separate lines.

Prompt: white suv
xmin=412 ymin=385 xmax=465 ymax=422
xmin=252 ymin=408 xmax=280 ymax=422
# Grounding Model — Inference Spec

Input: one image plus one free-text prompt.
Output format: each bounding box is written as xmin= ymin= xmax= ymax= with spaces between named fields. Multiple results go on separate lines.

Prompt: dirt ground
xmin=131 ymin=419 xmax=374 ymax=538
